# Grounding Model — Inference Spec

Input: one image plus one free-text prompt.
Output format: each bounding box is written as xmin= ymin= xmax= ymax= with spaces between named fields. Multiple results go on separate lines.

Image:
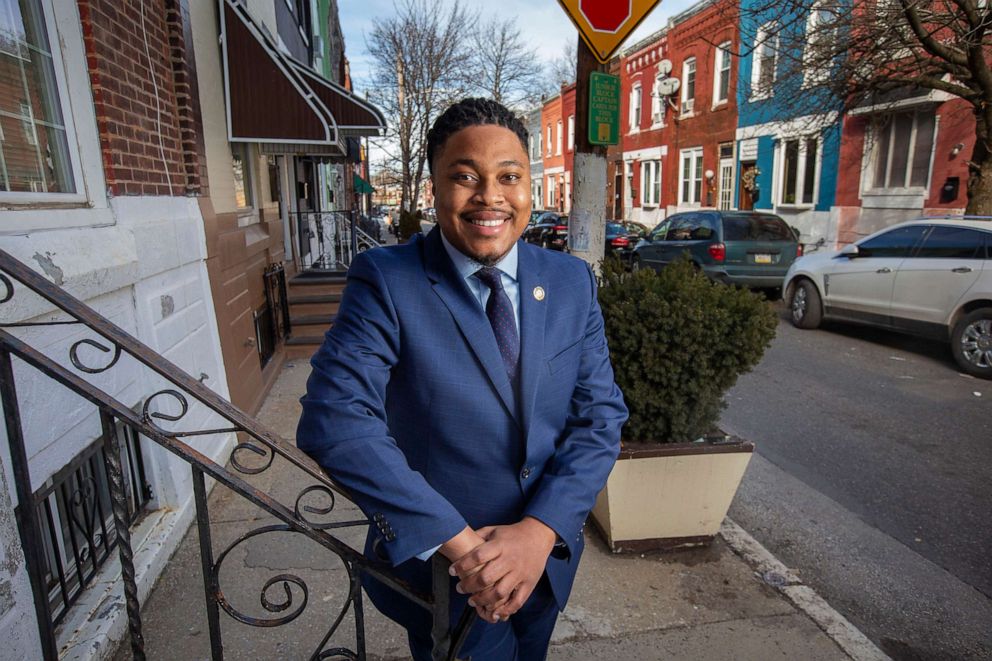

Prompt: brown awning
xmin=219 ymin=0 xmax=385 ymax=156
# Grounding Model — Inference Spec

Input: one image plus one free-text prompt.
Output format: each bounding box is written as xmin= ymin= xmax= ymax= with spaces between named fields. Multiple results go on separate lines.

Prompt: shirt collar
xmin=439 ymin=229 xmax=518 ymax=283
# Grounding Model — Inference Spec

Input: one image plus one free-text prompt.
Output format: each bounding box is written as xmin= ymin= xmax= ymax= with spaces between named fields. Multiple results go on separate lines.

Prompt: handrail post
xmin=192 ymin=467 xmax=225 ymax=660
xmin=100 ymin=412 xmax=146 ymax=660
xmin=0 ymin=349 xmax=59 ymax=660
xmin=350 ymin=210 xmax=358 ymax=262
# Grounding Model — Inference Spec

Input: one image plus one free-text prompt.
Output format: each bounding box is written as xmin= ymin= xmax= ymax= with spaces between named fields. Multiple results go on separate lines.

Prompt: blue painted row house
xmin=734 ymin=1 xmax=843 ymax=244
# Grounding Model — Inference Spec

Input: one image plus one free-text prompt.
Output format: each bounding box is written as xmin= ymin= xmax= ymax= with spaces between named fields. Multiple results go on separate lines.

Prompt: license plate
xmin=754 ymin=254 xmax=772 ymax=264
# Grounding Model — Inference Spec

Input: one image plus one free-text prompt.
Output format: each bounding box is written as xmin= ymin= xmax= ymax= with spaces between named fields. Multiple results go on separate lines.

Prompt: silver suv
xmin=784 ymin=217 xmax=992 ymax=378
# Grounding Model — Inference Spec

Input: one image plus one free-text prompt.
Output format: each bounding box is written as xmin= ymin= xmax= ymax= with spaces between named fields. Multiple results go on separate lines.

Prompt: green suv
xmin=632 ymin=211 xmax=801 ymax=290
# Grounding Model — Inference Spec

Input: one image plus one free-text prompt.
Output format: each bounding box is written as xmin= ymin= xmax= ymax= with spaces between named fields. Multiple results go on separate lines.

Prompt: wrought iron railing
xmin=294 ymin=210 xmax=382 ymax=273
xmin=0 ymin=249 xmax=473 ymax=660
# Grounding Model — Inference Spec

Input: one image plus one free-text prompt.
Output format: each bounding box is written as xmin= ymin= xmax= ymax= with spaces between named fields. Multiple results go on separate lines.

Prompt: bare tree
xmin=469 ymin=16 xmax=546 ymax=109
xmin=738 ymin=0 xmax=992 ymax=213
xmin=545 ymin=39 xmax=578 ymax=93
xmin=366 ymin=0 xmax=477 ymax=212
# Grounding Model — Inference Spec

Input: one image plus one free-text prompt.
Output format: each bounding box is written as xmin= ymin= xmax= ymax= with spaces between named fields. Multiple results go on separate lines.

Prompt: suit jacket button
xmin=373 ymin=513 xmax=384 ymax=522
xmin=520 ymin=467 xmax=531 ymax=480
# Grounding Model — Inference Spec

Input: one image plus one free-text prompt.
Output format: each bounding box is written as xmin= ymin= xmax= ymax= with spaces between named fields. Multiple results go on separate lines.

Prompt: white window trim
xmin=713 ymin=42 xmax=732 ymax=107
xmin=546 ymin=124 xmax=552 ymax=156
xmin=556 ymin=120 xmax=563 ymax=155
xmin=861 ymin=109 xmax=939 ymax=198
xmin=678 ymin=147 xmax=704 ymax=207
xmin=1 ymin=0 xmax=94 ymax=208
xmin=629 ymin=83 xmax=642 ymax=134
xmin=750 ymin=21 xmax=778 ymax=101
xmin=802 ymin=1 xmax=832 ymax=88
xmin=774 ymin=135 xmax=822 ymax=209
xmin=650 ymin=76 xmax=665 ymax=127
xmin=681 ymin=58 xmax=696 ymax=116
xmin=567 ymin=115 xmax=575 ymax=152
xmin=640 ymin=160 xmax=661 ymax=207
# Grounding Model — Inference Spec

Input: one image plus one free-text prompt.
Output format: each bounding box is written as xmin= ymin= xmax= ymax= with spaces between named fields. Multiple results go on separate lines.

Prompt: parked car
xmin=619 ymin=220 xmax=650 ymax=239
xmin=632 ymin=211 xmax=801 ymax=292
xmin=605 ymin=221 xmax=638 ymax=262
xmin=784 ymin=217 xmax=992 ymax=378
xmin=523 ymin=212 xmax=568 ymax=250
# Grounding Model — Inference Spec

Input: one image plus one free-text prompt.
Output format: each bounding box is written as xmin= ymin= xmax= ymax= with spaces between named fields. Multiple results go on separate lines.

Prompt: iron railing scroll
xmin=0 ymin=249 xmax=473 ymax=660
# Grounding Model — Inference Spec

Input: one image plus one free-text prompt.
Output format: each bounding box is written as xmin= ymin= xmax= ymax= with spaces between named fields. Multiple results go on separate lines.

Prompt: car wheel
xmin=790 ymin=279 xmax=822 ymax=329
xmin=951 ymin=308 xmax=992 ymax=379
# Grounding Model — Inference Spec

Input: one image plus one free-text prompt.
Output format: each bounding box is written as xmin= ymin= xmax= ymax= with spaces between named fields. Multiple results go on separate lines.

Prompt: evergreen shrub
xmin=598 ymin=257 xmax=778 ymax=443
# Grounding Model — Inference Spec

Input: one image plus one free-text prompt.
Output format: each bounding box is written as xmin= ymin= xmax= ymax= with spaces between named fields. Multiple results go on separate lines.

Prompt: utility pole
xmin=569 ymin=35 xmax=609 ymax=269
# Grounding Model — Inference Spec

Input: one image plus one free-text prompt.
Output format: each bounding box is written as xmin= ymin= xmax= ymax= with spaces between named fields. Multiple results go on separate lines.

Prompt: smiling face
xmin=431 ymin=124 xmax=532 ymax=266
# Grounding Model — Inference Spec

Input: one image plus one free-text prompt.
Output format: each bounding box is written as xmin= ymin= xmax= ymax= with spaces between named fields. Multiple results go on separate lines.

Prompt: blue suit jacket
xmin=297 ymin=227 xmax=627 ymax=630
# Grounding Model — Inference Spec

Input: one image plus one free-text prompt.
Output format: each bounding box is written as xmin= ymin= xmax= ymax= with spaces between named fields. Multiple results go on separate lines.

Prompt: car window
xmin=914 ymin=226 xmax=987 ymax=259
xmin=666 ymin=213 xmax=717 ymax=241
xmin=857 ymin=225 xmax=928 ymax=258
xmin=606 ymin=223 xmax=626 ymax=234
xmin=721 ymin=213 xmax=794 ymax=241
xmin=649 ymin=219 xmax=670 ymax=242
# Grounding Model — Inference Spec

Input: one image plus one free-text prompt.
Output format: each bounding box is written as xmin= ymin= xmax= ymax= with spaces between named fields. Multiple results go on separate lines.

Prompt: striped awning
xmin=219 ymin=0 xmax=385 ymax=156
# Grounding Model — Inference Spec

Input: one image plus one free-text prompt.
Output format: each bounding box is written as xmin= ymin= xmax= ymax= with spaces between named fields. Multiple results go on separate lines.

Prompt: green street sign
xmin=588 ymin=71 xmax=620 ymax=145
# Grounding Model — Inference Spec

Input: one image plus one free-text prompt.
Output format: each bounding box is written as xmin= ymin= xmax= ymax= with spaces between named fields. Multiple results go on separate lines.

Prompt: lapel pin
xmin=533 ymin=286 xmax=545 ymax=301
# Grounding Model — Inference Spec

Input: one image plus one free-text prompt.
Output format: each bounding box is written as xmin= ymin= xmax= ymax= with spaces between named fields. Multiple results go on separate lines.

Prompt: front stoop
xmin=286 ymin=273 xmax=346 ymax=359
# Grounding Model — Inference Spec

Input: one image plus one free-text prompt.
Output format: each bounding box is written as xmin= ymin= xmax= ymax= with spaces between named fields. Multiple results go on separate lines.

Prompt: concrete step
xmin=285 ymin=334 xmax=325 ymax=360
xmin=290 ymin=314 xmax=335 ymax=328
xmin=287 ymin=293 xmax=343 ymax=305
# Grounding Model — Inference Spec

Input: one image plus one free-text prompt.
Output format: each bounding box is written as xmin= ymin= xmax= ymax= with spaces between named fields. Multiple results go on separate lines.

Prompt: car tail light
xmin=554 ymin=224 xmax=567 ymax=232
xmin=708 ymin=243 xmax=726 ymax=263
xmin=797 ymin=244 xmax=804 ymax=257
xmin=611 ymin=236 xmax=630 ymax=247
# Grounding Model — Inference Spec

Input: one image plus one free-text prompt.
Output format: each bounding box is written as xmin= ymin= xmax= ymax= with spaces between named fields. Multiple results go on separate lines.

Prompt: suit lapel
xmin=517 ymin=242 xmax=546 ymax=437
xmin=422 ymin=228 xmax=518 ymax=421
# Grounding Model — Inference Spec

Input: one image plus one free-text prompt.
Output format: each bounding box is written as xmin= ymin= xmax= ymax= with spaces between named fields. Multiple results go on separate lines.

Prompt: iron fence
xmin=294 ymin=210 xmax=382 ymax=273
xmin=0 ymin=249 xmax=474 ymax=660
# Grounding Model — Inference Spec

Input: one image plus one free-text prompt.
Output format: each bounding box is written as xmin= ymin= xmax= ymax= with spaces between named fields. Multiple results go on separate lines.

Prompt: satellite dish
xmin=658 ymin=59 xmax=672 ymax=76
xmin=656 ymin=77 xmax=680 ymax=96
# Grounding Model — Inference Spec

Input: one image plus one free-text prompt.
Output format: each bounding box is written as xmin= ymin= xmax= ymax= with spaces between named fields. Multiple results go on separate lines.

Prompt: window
xmin=640 ymin=160 xmax=661 ymax=206
xmin=567 ymin=115 xmax=575 ymax=151
xmin=665 ymin=213 xmax=718 ymax=241
xmin=750 ymin=22 xmax=778 ymax=99
xmin=35 ymin=426 xmax=151 ymax=626
xmin=779 ymin=136 xmax=818 ymax=206
xmin=564 ymin=171 xmax=571 ymax=211
xmin=651 ymin=75 xmax=664 ymax=124
xmin=803 ymin=1 xmax=835 ymax=86
xmin=556 ymin=120 xmax=562 ymax=155
xmin=547 ymin=175 xmax=554 ymax=207
xmin=1 ymin=0 xmax=76 ymax=194
xmin=718 ymin=143 xmax=734 ymax=210
xmin=679 ymin=147 xmax=703 ymax=205
xmin=231 ymin=143 xmax=253 ymax=208
xmin=714 ymin=42 xmax=731 ymax=104
xmin=681 ymin=58 xmax=696 ymax=113
xmin=870 ymin=108 xmax=935 ymax=191
xmin=857 ymin=225 xmax=928 ymax=258
xmin=546 ymin=124 xmax=552 ymax=155
xmin=722 ymin=213 xmax=794 ymax=241
xmin=915 ymin=226 xmax=988 ymax=259
xmin=629 ymin=83 xmax=642 ymax=131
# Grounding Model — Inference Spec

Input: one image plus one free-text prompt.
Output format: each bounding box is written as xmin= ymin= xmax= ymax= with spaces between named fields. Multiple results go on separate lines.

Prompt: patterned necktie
xmin=473 ymin=267 xmax=519 ymax=380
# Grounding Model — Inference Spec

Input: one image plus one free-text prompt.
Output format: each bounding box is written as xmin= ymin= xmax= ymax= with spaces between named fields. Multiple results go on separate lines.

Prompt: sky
xmin=338 ymin=0 xmax=697 ymax=167
xmin=339 ymin=0 xmax=697 ymax=99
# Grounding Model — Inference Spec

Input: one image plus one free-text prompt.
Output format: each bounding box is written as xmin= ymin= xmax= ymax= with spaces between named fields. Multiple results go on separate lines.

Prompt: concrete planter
xmin=591 ymin=439 xmax=754 ymax=552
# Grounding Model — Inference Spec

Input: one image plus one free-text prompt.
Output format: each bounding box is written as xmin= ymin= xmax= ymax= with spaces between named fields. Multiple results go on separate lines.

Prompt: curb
xmin=720 ymin=519 xmax=891 ymax=661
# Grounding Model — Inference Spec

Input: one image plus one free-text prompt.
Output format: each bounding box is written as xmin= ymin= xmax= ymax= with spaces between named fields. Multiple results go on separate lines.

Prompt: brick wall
xmin=77 ymin=0 xmax=206 ymax=196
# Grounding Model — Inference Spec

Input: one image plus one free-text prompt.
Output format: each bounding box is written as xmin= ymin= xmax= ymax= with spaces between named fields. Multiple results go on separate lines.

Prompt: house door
xmin=739 ymin=162 xmax=757 ymax=211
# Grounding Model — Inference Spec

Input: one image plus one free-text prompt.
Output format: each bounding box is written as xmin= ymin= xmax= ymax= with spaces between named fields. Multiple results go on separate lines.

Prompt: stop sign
xmin=580 ymin=0 xmax=631 ymax=32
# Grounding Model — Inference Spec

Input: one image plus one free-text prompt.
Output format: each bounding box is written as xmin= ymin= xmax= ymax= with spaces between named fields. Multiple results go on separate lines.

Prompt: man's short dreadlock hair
xmin=426 ymin=98 xmax=529 ymax=174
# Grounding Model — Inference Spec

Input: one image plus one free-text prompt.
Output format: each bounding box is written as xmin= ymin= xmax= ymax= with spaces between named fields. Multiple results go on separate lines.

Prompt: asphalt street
xmin=722 ymin=308 xmax=992 ymax=661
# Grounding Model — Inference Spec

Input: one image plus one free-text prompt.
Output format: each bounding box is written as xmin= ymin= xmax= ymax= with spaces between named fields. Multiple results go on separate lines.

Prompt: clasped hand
xmin=441 ymin=517 xmax=556 ymax=623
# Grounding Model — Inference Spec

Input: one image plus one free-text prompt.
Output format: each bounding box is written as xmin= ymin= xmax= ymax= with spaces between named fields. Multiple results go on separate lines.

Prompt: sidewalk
xmin=119 ymin=360 xmax=887 ymax=660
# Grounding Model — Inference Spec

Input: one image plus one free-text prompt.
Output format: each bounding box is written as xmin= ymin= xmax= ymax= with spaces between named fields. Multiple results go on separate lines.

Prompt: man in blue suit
xmin=297 ymin=98 xmax=627 ymax=660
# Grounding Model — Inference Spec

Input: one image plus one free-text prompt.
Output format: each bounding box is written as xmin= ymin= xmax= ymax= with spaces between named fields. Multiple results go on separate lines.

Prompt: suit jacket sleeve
xmin=523 ymin=263 xmax=628 ymax=554
xmin=296 ymin=252 xmax=467 ymax=566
